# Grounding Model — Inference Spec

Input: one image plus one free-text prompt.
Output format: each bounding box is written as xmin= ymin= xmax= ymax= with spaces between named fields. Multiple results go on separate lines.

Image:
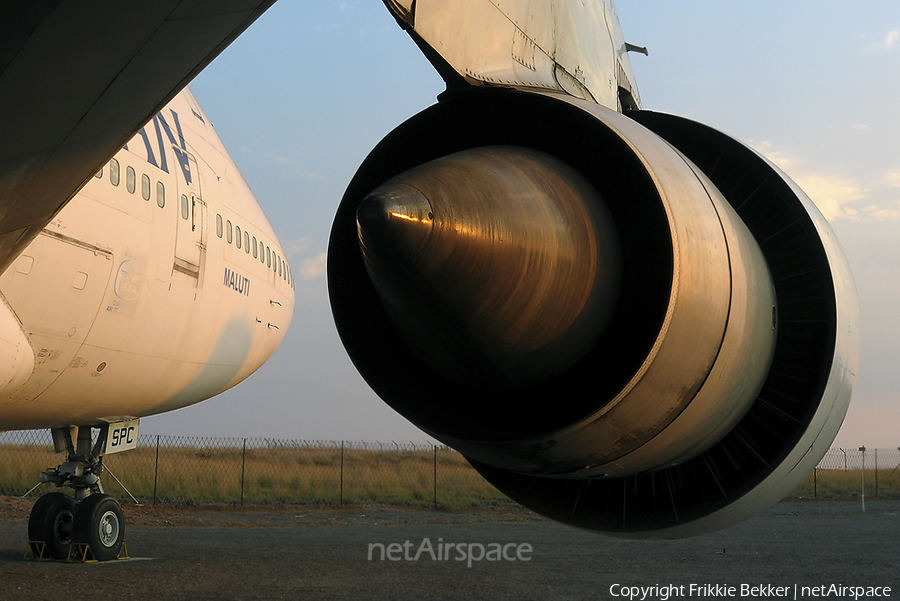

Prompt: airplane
xmin=0 ymin=2 xmax=290 ymax=560
xmin=0 ymin=0 xmax=858 ymax=560
xmin=1 ymin=88 xmax=295 ymax=561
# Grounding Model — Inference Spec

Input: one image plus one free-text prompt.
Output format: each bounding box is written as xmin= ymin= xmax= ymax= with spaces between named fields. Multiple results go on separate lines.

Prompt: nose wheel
xmin=27 ymin=492 xmax=75 ymax=559
xmin=29 ymin=493 xmax=125 ymax=561
xmin=73 ymin=494 xmax=125 ymax=561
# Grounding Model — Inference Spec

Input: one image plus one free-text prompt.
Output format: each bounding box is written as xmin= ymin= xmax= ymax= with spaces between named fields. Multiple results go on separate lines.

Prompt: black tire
xmin=73 ymin=494 xmax=124 ymax=561
xmin=28 ymin=492 xmax=75 ymax=559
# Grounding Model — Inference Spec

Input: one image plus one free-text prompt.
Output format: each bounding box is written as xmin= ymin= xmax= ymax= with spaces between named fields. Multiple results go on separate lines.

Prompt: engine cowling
xmin=327 ymin=89 xmax=859 ymax=538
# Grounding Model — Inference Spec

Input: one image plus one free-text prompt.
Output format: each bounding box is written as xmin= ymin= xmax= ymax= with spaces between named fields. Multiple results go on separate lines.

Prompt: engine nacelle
xmin=328 ymin=89 xmax=858 ymax=537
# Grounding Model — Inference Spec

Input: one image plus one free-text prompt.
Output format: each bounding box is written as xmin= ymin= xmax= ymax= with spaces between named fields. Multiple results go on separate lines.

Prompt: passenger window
xmin=235 ymin=226 xmax=242 ymax=249
xmin=141 ymin=174 xmax=150 ymax=200
xmin=95 ymin=169 xmax=102 ymax=179
xmin=226 ymin=220 xmax=233 ymax=244
xmin=216 ymin=214 xmax=223 ymax=238
xmin=244 ymin=231 xmax=250 ymax=254
xmin=266 ymin=246 xmax=271 ymax=267
xmin=110 ymin=159 xmax=120 ymax=186
xmin=252 ymin=237 xmax=258 ymax=258
xmin=181 ymin=195 xmax=189 ymax=220
xmin=126 ymin=166 xmax=135 ymax=193
xmin=156 ymin=182 xmax=165 ymax=208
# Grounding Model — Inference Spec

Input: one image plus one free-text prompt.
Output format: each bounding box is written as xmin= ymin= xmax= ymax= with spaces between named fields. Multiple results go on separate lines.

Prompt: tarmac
xmin=0 ymin=497 xmax=897 ymax=600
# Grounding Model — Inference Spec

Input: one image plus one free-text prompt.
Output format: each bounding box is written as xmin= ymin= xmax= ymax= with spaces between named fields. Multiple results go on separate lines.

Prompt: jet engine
xmin=327 ymin=88 xmax=858 ymax=538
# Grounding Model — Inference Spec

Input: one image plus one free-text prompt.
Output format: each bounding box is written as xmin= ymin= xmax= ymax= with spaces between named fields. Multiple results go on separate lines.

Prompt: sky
xmin=143 ymin=0 xmax=900 ymax=448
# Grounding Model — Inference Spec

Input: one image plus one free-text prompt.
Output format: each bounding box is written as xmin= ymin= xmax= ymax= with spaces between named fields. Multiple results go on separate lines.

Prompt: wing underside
xmin=382 ymin=0 xmax=642 ymax=110
xmin=0 ymin=0 xmax=275 ymax=276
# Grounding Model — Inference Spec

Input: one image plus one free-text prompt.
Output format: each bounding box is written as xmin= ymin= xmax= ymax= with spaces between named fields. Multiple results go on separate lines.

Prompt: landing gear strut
xmin=28 ymin=425 xmax=125 ymax=561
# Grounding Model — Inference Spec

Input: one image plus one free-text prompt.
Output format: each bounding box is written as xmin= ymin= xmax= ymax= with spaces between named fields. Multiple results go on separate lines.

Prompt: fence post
xmin=240 ymin=438 xmax=247 ymax=507
xmin=859 ymin=446 xmax=866 ymax=513
xmin=153 ymin=434 xmax=160 ymax=506
xmin=875 ymin=449 xmax=879 ymax=498
xmin=433 ymin=444 xmax=438 ymax=509
xmin=340 ymin=441 xmax=344 ymax=506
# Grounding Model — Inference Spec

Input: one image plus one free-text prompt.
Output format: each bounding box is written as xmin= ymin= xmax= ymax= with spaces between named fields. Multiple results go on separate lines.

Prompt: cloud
xmin=869 ymin=29 xmax=899 ymax=50
xmin=271 ymin=155 xmax=325 ymax=181
xmin=751 ymin=141 xmax=868 ymax=221
xmin=299 ymin=252 xmax=328 ymax=280
xmin=751 ymin=144 xmax=900 ymax=222
xmin=282 ymin=237 xmax=315 ymax=259
xmin=882 ymin=169 xmax=900 ymax=188
xmin=859 ymin=202 xmax=900 ymax=221
xmin=791 ymin=172 xmax=867 ymax=221
xmin=280 ymin=240 xmax=328 ymax=280
xmin=751 ymin=142 xmax=800 ymax=171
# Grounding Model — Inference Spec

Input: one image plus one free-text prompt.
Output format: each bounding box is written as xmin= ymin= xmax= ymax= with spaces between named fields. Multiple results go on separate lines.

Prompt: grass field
xmin=793 ymin=468 xmax=900 ymax=499
xmin=0 ymin=439 xmax=512 ymax=508
xmin=1 ymin=435 xmax=898 ymax=507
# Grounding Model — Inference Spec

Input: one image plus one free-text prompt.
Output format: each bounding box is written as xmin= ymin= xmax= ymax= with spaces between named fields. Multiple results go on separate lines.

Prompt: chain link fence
xmin=792 ymin=447 xmax=900 ymax=499
xmin=1 ymin=431 xmax=897 ymax=506
xmin=0 ymin=431 xmax=512 ymax=508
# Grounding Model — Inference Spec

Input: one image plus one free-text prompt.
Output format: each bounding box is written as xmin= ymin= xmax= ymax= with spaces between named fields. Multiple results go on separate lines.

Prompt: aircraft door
xmin=174 ymin=153 xmax=206 ymax=277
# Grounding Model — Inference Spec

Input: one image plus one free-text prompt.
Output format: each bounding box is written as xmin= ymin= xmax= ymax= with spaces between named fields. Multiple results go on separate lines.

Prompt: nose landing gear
xmin=27 ymin=425 xmax=127 ymax=561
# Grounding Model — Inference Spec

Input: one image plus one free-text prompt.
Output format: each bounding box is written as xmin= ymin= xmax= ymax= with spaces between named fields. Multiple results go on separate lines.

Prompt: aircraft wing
xmin=383 ymin=0 xmax=642 ymax=110
xmin=0 ymin=0 xmax=275 ymax=275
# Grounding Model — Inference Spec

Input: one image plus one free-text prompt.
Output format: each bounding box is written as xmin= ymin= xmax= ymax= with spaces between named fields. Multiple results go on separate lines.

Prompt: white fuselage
xmin=0 ymin=88 xmax=294 ymax=430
